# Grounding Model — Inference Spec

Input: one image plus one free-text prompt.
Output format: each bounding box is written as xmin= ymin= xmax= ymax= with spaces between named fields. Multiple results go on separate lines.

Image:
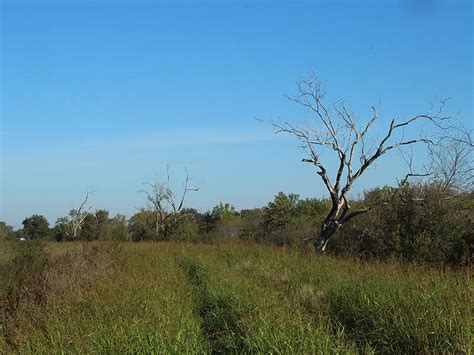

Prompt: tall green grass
xmin=1 ymin=241 xmax=472 ymax=353
xmin=180 ymin=258 xmax=247 ymax=353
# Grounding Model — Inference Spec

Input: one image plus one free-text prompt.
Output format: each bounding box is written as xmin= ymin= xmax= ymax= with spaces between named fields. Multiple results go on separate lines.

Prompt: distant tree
xmin=211 ymin=203 xmax=237 ymax=221
xmin=179 ymin=208 xmax=202 ymax=222
xmin=128 ymin=210 xmax=156 ymax=241
xmin=169 ymin=212 xmax=200 ymax=242
xmin=22 ymin=215 xmax=50 ymax=239
xmin=141 ymin=165 xmax=198 ymax=240
xmin=261 ymin=192 xmax=300 ymax=245
xmin=198 ymin=211 xmax=215 ymax=235
xmin=0 ymin=221 xmax=14 ymax=241
xmin=206 ymin=203 xmax=241 ymax=238
xmin=77 ymin=209 xmax=111 ymax=241
xmin=107 ymin=214 xmax=129 ymax=241
xmin=78 ymin=213 xmax=98 ymax=241
xmin=428 ymin=141 xmax=473 ymax=192
xmin=93 ymin=209 xmax=110 ymax=240
xmin=53 ymin=217 xmax=70 ymax=242
xmin=95 ymin=209 xmax=109 ymax=224
xmin=55 ymin=208 xmax=129 ymax=242
xmin=296 ymin=198 xmax=331 ymax=221
xmin=271 ymin=74 xmax=471 ymax=251
xmin=263 ymin=192 xmax=299 ymax=232
xmin=239 ymin=208 xmax=265 ymax=242
xmin=65 ymin=190 xmax=94 ymax=239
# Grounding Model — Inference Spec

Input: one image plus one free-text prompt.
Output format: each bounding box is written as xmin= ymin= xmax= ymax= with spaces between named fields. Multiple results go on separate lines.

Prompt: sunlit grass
xmin=1 ymin=241 xmax=472 ymax=353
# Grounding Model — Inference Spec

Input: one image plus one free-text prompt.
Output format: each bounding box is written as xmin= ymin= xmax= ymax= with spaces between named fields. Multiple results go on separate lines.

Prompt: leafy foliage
xmin=0 ymin=222 xmax=14 ymax=241
xmin=331 ymin=185 xmax=474 ymax=265
xmin=22 ymin=215 xmax=50 ymax=240
xmin=128 ymin=209 xmax=156 ymax=241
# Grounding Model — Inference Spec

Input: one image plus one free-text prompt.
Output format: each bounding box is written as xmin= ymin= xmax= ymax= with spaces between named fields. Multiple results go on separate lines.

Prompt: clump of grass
xmin=181 ymin=258 xmax=247 ymax=353
xmin=0 ymin=241 xmax=124 ymax=352
xmin=15 ymin=243 xmax=205 ymax=353
xmin=46 ymin=241 xmax=123 ymax=294
xmin=0 ymin=241 xmax=50 ymax=350
xmin=196 ymin=243 xmax=472 ymax=353
xmin=324 ymin=273 xmax=473 ymax=353
xmin=189 ymin=243 xmax=359 ymax=353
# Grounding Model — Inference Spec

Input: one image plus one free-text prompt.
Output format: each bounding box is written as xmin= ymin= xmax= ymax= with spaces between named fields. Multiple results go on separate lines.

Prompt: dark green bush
xmin=331 ymin=186 xmax=474 ymax=265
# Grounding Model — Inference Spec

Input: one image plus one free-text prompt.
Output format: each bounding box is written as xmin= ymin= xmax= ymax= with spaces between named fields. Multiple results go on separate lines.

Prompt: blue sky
xmin=1 ymin=0 xmax=472 ymax=228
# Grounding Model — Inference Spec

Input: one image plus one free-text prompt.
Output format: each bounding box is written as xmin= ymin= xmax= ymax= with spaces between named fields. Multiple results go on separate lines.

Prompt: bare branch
xmin=141 ymin=166 xmax=198 ymax=240
xmin=268 ymin=74 xmax=461 ymax=252
xmin=65 ymin=190 xmax=94 ymax=239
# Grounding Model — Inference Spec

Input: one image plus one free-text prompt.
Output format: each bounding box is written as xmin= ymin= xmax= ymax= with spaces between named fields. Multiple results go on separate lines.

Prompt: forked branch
xmin=141 ymin=166 xmax=198 ymax=239
xmin=269 ymin=74 xmax=467 ymax=252
xmin=65 ymin=190 xmax=94 ymax=239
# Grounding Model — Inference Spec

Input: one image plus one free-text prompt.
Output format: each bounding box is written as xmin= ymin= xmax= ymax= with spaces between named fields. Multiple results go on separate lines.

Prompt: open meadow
xmin=2 ymin=1 xmax=473 ymax=354
xmin=1 ymin=241 xmax=472 ymax=353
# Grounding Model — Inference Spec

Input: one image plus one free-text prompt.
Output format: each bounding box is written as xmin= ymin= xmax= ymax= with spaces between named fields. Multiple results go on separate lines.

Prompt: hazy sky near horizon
xmin=1 ymin=0 xmax=472 ymax=228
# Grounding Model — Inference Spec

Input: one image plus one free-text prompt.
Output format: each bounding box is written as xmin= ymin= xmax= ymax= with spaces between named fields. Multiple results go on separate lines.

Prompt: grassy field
xmin=1 ymin=241 xmax=472 ymax=353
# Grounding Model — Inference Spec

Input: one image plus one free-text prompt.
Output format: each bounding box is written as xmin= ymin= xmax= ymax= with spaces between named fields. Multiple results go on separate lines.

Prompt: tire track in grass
xmin=180 ymin=258 xmax=248 ymax=354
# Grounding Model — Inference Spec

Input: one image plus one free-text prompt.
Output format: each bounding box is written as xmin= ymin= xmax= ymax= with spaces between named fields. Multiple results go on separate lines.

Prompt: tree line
xmin=1 ymin=182 xmax=472 ymax=265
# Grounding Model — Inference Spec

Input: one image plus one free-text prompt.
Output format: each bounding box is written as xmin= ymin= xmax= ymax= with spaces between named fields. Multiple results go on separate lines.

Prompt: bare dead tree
xmin=65 ymin=190 xmax=94 ymax=239
xmin=429 ymin=139 xmax=473 ymax=192
xmin=272 ymin=74 xmax=467 ymax=252
xmin=141 ymin=165 xmax=198 ymax=240
xmin=434 ymin=120 xmax=473 ymax=148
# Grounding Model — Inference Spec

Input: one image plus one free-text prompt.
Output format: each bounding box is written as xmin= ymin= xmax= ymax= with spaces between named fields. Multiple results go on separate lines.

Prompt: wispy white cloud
xmin=82 ymin=127 xmax=285 ymax=149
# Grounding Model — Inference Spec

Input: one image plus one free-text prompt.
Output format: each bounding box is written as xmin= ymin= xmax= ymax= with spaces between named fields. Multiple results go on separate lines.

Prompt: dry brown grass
xmin=45 ymin=241 xmax=123 ymax=295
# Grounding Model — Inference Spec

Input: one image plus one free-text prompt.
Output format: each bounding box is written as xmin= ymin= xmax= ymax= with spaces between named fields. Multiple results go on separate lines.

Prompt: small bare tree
xmin=429 ymin=142 xmax=473 ymax=192
xmin=141 ymin=165 xmax=198 ymax=240
xmin=65 ymin=190 xmax=94 ymax=239
xmin=272 ymin=74 xmax=470 ymax=252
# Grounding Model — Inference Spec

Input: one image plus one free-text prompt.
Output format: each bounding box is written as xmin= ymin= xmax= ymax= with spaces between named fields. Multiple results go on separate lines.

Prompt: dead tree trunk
xmin=141 ymin=165 xmax=198 ymax=240
xmin=65 ymin=190 xmax=94 ymax=239
xmin=270 ymin=74 xmax=465 ymax=252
